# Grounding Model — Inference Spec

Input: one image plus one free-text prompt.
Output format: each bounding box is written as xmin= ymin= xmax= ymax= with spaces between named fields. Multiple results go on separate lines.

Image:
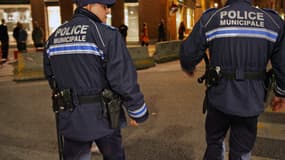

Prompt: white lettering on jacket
xmin=53 ymin=25 xmax=89 ymax=44
xmin=220 ymin=10 xmax=264 ymax=27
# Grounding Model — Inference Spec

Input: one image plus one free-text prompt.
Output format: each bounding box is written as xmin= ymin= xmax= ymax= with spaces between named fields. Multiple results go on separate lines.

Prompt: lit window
xmin=47 ymin=6 xmax=61 ymax=35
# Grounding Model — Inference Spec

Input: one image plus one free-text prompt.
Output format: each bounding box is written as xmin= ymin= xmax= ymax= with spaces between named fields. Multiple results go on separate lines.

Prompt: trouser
xmin=18 ymin=42 xmax=27 ymax=52
xmin=1 ymin=40 xmax=9 ymax=59
xmin=203 ymin=107 xmax=258 ymax=160
xmin=63 ymin=129 xmax=125 ymax=160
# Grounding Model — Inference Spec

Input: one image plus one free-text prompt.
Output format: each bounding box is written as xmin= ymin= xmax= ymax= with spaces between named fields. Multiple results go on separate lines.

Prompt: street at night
xmin=0 ymin=60 xmax=284 ymax=160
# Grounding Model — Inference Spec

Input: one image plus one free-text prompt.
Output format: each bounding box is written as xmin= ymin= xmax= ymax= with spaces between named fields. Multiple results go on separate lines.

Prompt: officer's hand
xmin=130 ymin=119 xmax=139 ymax=126
xmin=271 ymin=96 xmax=285 ymax=112
xmin=183 ymin=69 xmax=195 ymax=77
xmin=131 ymin=110 xmax=149 ymax=124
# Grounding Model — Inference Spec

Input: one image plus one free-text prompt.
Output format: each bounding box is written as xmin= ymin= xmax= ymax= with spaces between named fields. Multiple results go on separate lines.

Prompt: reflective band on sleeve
xmin=47 ymin=43 xmax=104 ymax=60
xmin=206 ymin=27 xmax=278 ymax=42
xmin=276 ymin=86 xmax=285 ymax=96
xmin=128 ymin=103 xmax=147 ymax=118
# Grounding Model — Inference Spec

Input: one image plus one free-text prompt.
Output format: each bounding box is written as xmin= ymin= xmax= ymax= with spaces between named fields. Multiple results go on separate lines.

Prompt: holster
xmin=198 ymin=66 xmax=222 ymax=87
xmin=203 ymin=91 xmax=209 ymax=114
xmin=52 ymin=89 xmax=74 ymax=112
xmin=101 ymin=89 xmax=122 ymax=129
xmin=264 ymin=69 xmax=276 ymax=106
xmin=205 ymin=66 xmax=222 ymax=87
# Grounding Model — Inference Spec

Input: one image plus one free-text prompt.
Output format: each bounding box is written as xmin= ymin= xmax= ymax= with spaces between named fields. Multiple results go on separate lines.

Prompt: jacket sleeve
xmin=43 ymin=42 xmax=54 ymax=89
xmin=105 ymin=31 xmax=148 ymax=123
xmin=179 ymin=19 xmax=207 ymax=72
xmin=272 ymin=22 xmax=285 ymax=98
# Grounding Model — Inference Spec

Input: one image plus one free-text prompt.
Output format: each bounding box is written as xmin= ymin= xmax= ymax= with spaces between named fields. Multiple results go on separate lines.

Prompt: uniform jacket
xmin=44 ymin=7 xmax=148 ymax=141
xmin=180 ymin=0 xmax=285 ymax=117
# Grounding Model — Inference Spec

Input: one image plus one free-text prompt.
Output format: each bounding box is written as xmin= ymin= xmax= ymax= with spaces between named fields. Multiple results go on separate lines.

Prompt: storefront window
xmin=106 ymin=13 xmax=112 ymax=26
xmin=186 ymin=8 xmax=194 ymax=29
xmin=124 ymin=3 xmax=139 ymax=42
xmin=0 ymin=4 xmax=32 ymax=44
xmin=47 ymin=6 xmax=61 ymax=35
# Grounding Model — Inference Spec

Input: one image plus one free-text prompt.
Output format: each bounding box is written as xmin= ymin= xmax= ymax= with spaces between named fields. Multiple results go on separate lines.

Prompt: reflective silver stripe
xmin=47 ymin=42 xmax=104 ymax=59
xmin=276 ymin=86 xmax=285 ymax=96
xmin=128 ymin=103 xmax=147 ymax=118
xmin=205 ymin=6 xmax=230 ymax=27
xmin=205 ymin=27 xmax=278 ymax=42
xmin=89 ymin=19 xmax=106 ymax=48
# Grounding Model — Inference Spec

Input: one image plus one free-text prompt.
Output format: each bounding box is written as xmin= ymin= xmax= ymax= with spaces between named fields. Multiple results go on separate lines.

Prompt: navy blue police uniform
xmin=180 ymin=0 xmax=285 ymax=159
xmin=43 ymin=1 xmax=149 ymax=159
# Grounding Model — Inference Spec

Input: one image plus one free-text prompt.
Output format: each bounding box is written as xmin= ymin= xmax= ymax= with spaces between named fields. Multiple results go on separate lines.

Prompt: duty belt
xmin=78 ymin=95 xmax=102 ymax=105
xmin=222 ymin=71 xmax=265 ymax=80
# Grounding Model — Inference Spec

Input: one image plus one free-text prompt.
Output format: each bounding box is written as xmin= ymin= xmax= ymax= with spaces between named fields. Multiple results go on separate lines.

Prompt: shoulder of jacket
xmin=203 ymin=8 xmax=218 ymax=15
xmin=262 ymin=8 xmax=279 ymax=15
xmin=260 ymin=8 xmax=284 ymax=25
xmin=101 ymin=23 xmax=118 ymax=31
xmin=202 ymin=7 xmax=222 ymax=26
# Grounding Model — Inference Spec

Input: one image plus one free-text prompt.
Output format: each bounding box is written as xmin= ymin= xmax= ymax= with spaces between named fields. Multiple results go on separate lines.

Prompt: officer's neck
xmin=74 ymin=7 xmax=102 ymax=23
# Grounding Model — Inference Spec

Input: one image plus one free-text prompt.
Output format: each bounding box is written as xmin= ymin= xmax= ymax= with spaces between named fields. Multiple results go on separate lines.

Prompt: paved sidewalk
xmin=0 ymin=48 xmax=18 ymax=82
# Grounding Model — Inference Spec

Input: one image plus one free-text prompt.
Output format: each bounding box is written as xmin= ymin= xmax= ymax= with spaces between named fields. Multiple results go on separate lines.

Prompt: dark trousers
xmin=63 ymin=129 xmax=125 ymax=160
xmin=1 ymin=40 xmax=9 ymax=59
xmin=18 ymin=42 xmax=27 ymax=52
xmin=203 ymin=107 xmax=258 ymax=160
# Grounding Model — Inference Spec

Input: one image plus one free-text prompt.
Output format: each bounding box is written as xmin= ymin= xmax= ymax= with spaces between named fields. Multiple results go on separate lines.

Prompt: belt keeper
xmin=235 ymin=70 xmax=245 ymax=80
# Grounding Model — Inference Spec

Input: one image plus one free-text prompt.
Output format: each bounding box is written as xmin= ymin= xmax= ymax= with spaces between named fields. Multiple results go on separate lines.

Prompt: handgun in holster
xmin=101 ymin=89 xmax=122 ymax=129
xmin=197 ymin=53 xmax=222 ymax=114
xmin=52 ymin=89 xmax=74 ymax=112
xmin=50 ymin=78 xmax=71 ymax=160
xmin=198 ymin=66 xmax=222 ymax=87
xmin=264 ymin=69 xmax=276 ymax=107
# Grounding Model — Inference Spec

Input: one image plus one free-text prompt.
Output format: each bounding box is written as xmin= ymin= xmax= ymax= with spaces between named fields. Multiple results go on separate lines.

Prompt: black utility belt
xmin=78 ymin=95 xmax=102 ymax=105
xmin=52 ymin=88 xmax=102 ymax=113
xmin=222 ymin=71 xmax=265 ymax=80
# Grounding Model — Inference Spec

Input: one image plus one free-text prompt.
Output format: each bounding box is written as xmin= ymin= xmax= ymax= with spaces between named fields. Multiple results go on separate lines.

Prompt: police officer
xmin=180 ymin=0 xmax=285 ymax=159
xmin=43 ymin=0 xmax=149 ymax=159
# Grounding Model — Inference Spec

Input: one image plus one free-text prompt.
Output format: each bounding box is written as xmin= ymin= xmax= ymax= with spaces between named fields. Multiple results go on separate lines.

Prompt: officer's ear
xmin=85 ymin=3 xmax=100 ymax=13
xmin=84 ymin=4 xmax=92 ymax=11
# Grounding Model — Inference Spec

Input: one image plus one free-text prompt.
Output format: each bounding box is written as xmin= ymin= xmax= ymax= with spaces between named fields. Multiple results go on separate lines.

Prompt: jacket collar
xmin=74 ymin=7 xmax=102 ymax=23
xmin=226 ymin=0 xmax=252 ymax=5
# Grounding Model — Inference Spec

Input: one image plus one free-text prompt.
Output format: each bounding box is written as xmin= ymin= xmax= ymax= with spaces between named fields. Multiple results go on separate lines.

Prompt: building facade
xmin=0 ymin=0 xmax=284 ymax=44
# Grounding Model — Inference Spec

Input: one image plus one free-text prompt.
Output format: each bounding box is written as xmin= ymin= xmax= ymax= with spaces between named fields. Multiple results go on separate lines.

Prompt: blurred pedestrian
xmin=13 ymin=22 xmax=27 ymax=52
xmin=158 ymin=19 xmax=165 ymax=42
xmin=18 ymin=23 xmax=28 ymax=52
xmin=119 ymin=23 xmax=128 ymax=43
xmin=178 ymin=21 xmax=185 ymax=40
xmin=13 ymin=22 xmax=20 ymax=51
xmin=141 ymin=22 xmax=149 ymax=46
xmin=32 ymin=21 xmax=44 ymax=49
xmin=0 ymin=19 xmax=9 ymax=62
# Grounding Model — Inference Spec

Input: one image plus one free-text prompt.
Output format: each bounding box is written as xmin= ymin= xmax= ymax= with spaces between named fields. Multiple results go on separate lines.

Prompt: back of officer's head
xmin=73 ymin=0 xmax=116 ymax=7
xmin=226 ymin=0 xmax=252 ymax=4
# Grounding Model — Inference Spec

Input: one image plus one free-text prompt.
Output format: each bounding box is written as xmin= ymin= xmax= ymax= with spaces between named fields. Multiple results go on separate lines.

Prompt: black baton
xmin=55 ymin=112 xmax=64 ymax=160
